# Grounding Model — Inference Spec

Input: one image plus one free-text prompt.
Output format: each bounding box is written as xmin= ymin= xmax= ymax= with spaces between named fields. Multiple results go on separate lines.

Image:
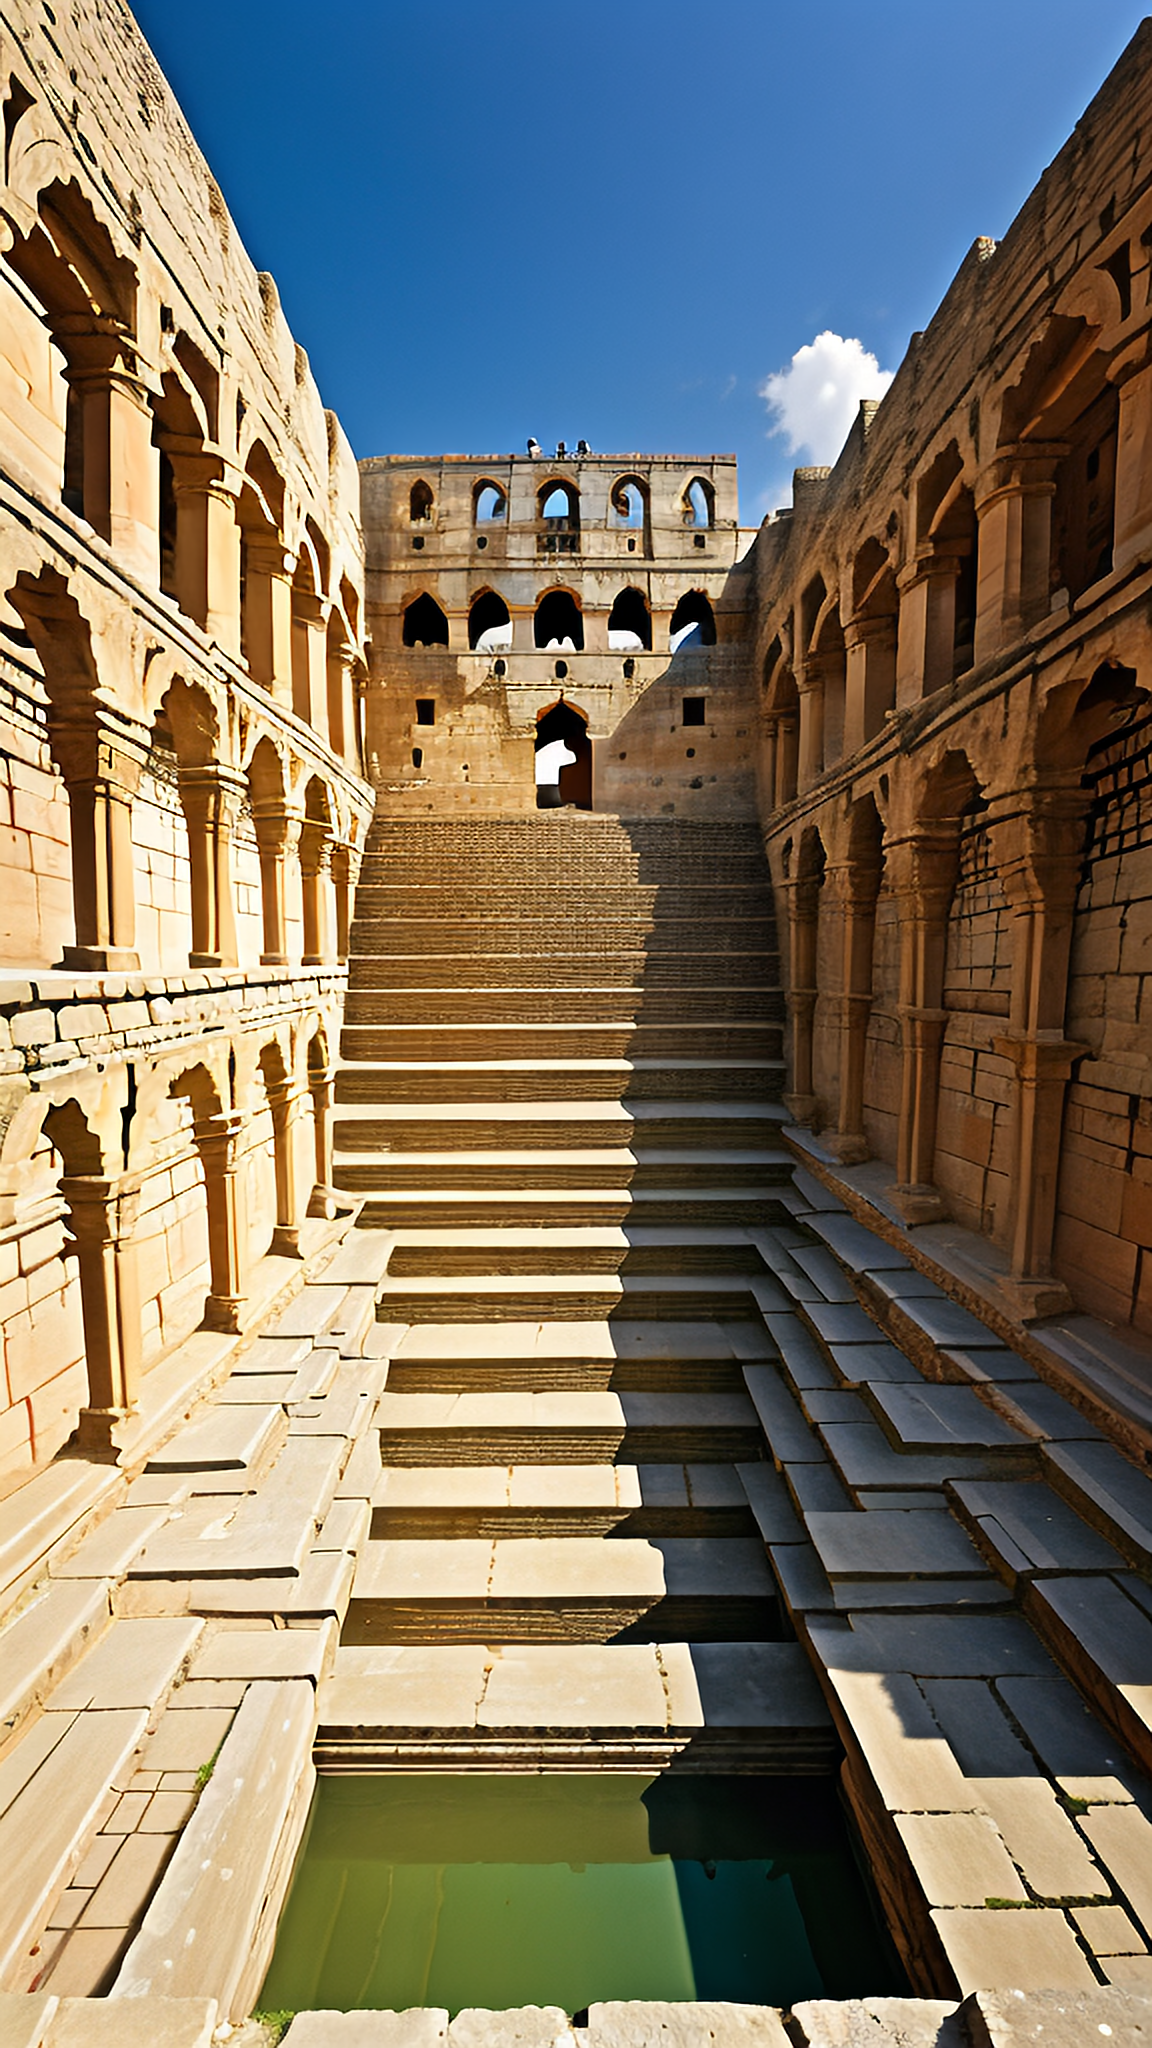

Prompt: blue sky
xmin=130 ymin=0 xmax=1150 ymax=520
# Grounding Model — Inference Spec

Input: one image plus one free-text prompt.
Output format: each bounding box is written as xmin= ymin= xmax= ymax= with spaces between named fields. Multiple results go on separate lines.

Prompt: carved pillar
xmin=989 ymin=783 xmax=1091 ymax=1313
xmin=822 ymin=858 xmax=882 ymax=1164
xmin=243 ymin=538 xmax=296 ymax=708
xmin=775 ymin=717 xmax=799 ymax=807
xmin=57 ymin=722 xmax=147 ymax=972
xmin=326 ymin=634 xmax=357 ymax=762
xmin=292 ymin=591 xmax=331 ymax=741
xmin=164 ymin=448 xmax=242 ymax=655
xmin=888 ymin=830 xmax=960 ymax=1223
xmin=61 ymin=1174 xmax=142 ymax=1453
xmin=895 ymin=554 xmax=958 ymax=707
xmin=307 ymin=1058 xmax=339 ymax=1219
xmin=251 ymin=803 xmax=300 ymax=966
xmin=299 ymin=820 xmax=334 ymax=966
xmin=782 ymin=871 xmax=821 ymax=1125
xmin=265 ymin=1078 xmax=306 ymax=1258
xmin=973 ymin=445 xmax=1065 ymax=665
xmin=193 ymin=1112 xmax=249 ymax=1332
xmin=760 ymin=719 xmax=779 ymax=817
xmin=57 ymin=316 xmax=159 ymax=583
xmin=331 ymin=842 xmax=362 ymax=963
xmin=177 ymin=764 xmax=244 ymax=968
xmin=844 ymin=615 xmax=897 ymax=751
xmin=797 ymin=661 xmax=824 ymax=789
xmin=1112 ymin=348 xmax=1152 ymax=577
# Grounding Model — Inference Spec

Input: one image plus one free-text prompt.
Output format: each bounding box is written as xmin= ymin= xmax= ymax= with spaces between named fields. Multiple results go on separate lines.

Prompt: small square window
xmin=415 ymin=699 xmax=436 ymax=726
xmin=694 ymin=533 xmax=707 ymax=548
xmin=682 ymin=697 xmax=706 ymax=726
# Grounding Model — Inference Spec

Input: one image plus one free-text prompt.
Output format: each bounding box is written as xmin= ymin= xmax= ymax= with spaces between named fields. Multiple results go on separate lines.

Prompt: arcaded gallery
xmin=1 ymin=2 xmax=1152 ymax=2043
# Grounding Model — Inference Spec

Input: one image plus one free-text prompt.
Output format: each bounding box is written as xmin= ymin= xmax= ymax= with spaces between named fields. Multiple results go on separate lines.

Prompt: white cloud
xmin=760 ymin=331 xmax=894 ymax=469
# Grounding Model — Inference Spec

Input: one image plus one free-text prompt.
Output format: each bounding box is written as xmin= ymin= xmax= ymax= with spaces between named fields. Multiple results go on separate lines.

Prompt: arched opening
xmin=410 ymin=480 xmax=434 ymax=523
xmin=682 ymin=478 xmax=714 ymax=528
xmin=474 ymin=481 xmax=507 ymax=523
xmin=915 ymin=444 xmax=979 ymax=685
xmin=537 ymin=481 xmax=580 ymax=555
xmin=607 ymin=587 xmax=652 ymax=651
xmin=815 ymin=602 xmax=847 ymax=769
xmin=403 ymin=592 xmax=450 ymax=648
xmin=849 ymin=538 xmax=899 ymax=740
xmin=237 ymin=441 xmax=287 ymax=687
xmin=247 ymin=736 xmax=290 ymax=965
xmin=535 ymin=698 xmax=592 ymax=811
xmin=534 ymin=589 xmax=584 ymax=652
xmin=669 ymin=590 xmax=716 ymax=651
xmin=468 ymin=589 xmax=512 ymax=652
xmin=610 ymin=477 xmax=648 ymax=529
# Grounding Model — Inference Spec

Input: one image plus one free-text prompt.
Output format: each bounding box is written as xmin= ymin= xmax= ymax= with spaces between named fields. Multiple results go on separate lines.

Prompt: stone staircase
xmin=335 ymin=813 xmax=794 ymax=1668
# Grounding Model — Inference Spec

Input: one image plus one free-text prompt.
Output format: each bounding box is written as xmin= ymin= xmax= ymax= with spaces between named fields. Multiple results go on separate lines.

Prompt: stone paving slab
xmin=0 ymin=1993 xmax=57 ymax=2048
xmin=805 ymin=1512 xmax=984 ymax=1581
xmin=583 ymin=2002 xmax=790 ymax=2048
xmin=931 ymin=1908 xmax=1098 ymax=1991
xmin=790 ymin=1999 xmax=961 ymax=2046
xmin=0 ymin=1707 xmax=148 ymax=1982
xmin=146 ymin=1405 xmax=286 ymax=1475
xmin=50 ymin=1509 xmax=170 ymax=1580
xmin=818 ymin=1423 xmax=1006 ymax=1494
xmin=287 ymin=2017 xmax=449 ymax=2048
xmin=892 ymin=1812 xmax=1026 ymax=1906
xmin=50 ymin=1619 xmax=202 ymax=1711
xmin=48 ymin=2000 xmax=217 ymax=2047
xmin=948 ymin=1479 xmax=1126 ymax=1575
xmin=867 ymin=1386 xmax=1028 ymax=1455
xmin=112 ymin=1679 xmax=317 ymax=2017
xmin=1042 ymin=1440 xmax=1152 ymax=1565
xmin=1024 ymin=1575 xmax=1152 ymax=1769
xmin=962 ymin=1985 xmax=1152 ymax=2044
xmin=811 ymin=1614 xmax=1059 ymax=1678
xmin=0 ymin=1583 xmax=110 ymax=1742
xmin=995 ymin=1675 xmax=1146 ymax=1804
xmin=450 ymin=2009 xmax=571 ymax=2048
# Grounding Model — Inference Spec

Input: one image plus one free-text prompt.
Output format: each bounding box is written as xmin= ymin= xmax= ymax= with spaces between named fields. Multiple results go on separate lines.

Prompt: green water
xmin=261 ymin=1775 xmax=902 ymax=2015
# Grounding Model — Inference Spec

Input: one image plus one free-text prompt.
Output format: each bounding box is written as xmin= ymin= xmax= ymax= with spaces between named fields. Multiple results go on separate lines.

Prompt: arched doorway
xmin=535 ymin=698 xmax=592 ymax=811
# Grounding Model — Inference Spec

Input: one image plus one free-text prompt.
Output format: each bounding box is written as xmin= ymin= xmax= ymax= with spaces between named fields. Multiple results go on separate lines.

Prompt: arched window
xmin=682 ymin=477 xmax=714 ymax=528
xmin=607 ymin=588 xmax=652 ymax=651
xmin=535 ymin=698 xmax=591 ymax=811
xmin=537 ymin=481 xmax=580 ymax=554
xmin=474 ymin=481 xmax=507 ymax=523
xmin=469 ymin=589 xmax=512 ymax=652
xmin=410 ymin=480 xmax=434 ymax=523
xmin=403 ymin=592 xmax=449 ymax=647
xmin=669 ymin=590 xmax=716 ymax=651
xmin=534 ymin=588 xmax=584 ymax=651
xmin=610 ymin=477 xmax=648 ymax=528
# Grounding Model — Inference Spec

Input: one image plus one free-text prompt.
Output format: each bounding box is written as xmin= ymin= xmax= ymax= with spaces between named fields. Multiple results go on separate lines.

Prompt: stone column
xmin=821 ymin=860 xmax=882 ymax=1164
xmin=989 ymin=783 xmax=1091 ymax=1314
xmin=1112 ymin=349 xmax=1152 ymax=577
xmin=511 ymin=607 xmax=535 ymax=654
xmin=796 ymin=661 xmax=824 ymax=790
xmin=291 ymin=589 xmax=331 ymax=741
xmin=307 ymin=1059 xmax=339 ymax=1219
xmin=781 ymin=875 xmax=820 ymax=1125
xmin=760 ymin=719 xmax=779 ymax=817
xmin=57 ymin=724 xmax=146 ymax=972
xmin=844 ymin=616 xmax=897 ymax=751
xmin=243 ymin=538 xmax=297 ymax=708
xmin=250 ymin=803 xmax=299 ymax=966
xmin=164 ymin=448 xmax=242 ymax=655
xmin=299 ymin=821 xmax=334 ymax=966
xmin=326 ymin=634 xmax=357 ymax=763
xmin=974 ymin=445 xmax=1065 ymax=665
xmin=177 ymin=764 xmax=244 ymax=968
xmin=895 ymin=555 xmax=958 ymax=708
xmin=775 ymin=717 xmax=799 ymax=807
xmin=331 ymin=842 xmax=362 ymax=962
xmin=193 ymin=1112 xmax=249 ymax=1332
xmin=888 ymin=830 xmax=960 ymax=1224
xmin=58 ymin=317 xmax=159 ymax=584
xmin=61 ymin=1173 xmax=142 ymax=1453
xmin=265 ymin=1079 xmax=306 ymax=1258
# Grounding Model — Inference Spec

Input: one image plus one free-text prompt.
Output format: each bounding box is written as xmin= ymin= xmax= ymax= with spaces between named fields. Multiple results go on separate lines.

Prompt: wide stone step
xmin=343 ymin=1535 xmax=667 ymax=1643
xmin=334 ymin=1148 xmax=639 ymax=1193
xmin=338 ymin=1023 xmax=784 ymax=1063
xmin=342 ymin=1536 xmax=779 ymax=1645
xmin=353 ymin=1186 xmax=789 ymax=1231
xmin=336 ymin=1100 xmax=785 ymax=1152
xmin=347 ymin=951 xmax=779 ymax=989
xmin=375 ymin=1273 xmax=624 ymax=1324
xmin=370 ymin=1463 xmax=759 ymax=1537
xmin=349 ymin=919 xmax=778 ymax=956
xmin=384 ymin=1317 xmax=767 ymax=1393
xmin=352 ymin=887 xmax=772 ymax=920
xmin=386 ymin=1227 xmax=629 ymax=1278
xmin=376 ymin=1388 xmax=764 ymax=1464
xmin=341 ymin=987 xmax=785 ymax=1026
xmin=334 ymin=1058 xmax=784 ymax=1105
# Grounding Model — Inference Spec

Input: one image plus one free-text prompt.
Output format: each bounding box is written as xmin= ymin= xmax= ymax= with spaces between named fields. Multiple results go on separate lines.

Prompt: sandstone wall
xmin=0 ymin=0 xmax=374 ymax=1478
xmin=749 ymin=20 xmax=1152 ymax=1335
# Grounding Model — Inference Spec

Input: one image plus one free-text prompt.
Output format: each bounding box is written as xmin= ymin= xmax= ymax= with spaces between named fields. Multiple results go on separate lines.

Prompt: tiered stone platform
xmin=3 ymin=814 xmax=1152 ymax=2034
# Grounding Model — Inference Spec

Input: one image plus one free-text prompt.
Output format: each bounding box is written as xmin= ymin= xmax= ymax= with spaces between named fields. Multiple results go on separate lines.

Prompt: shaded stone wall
xmin=0 ymin=0 xmax=374 ymax=1478
xmin=750 ymin=20 xmax=1152 ymax=1334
